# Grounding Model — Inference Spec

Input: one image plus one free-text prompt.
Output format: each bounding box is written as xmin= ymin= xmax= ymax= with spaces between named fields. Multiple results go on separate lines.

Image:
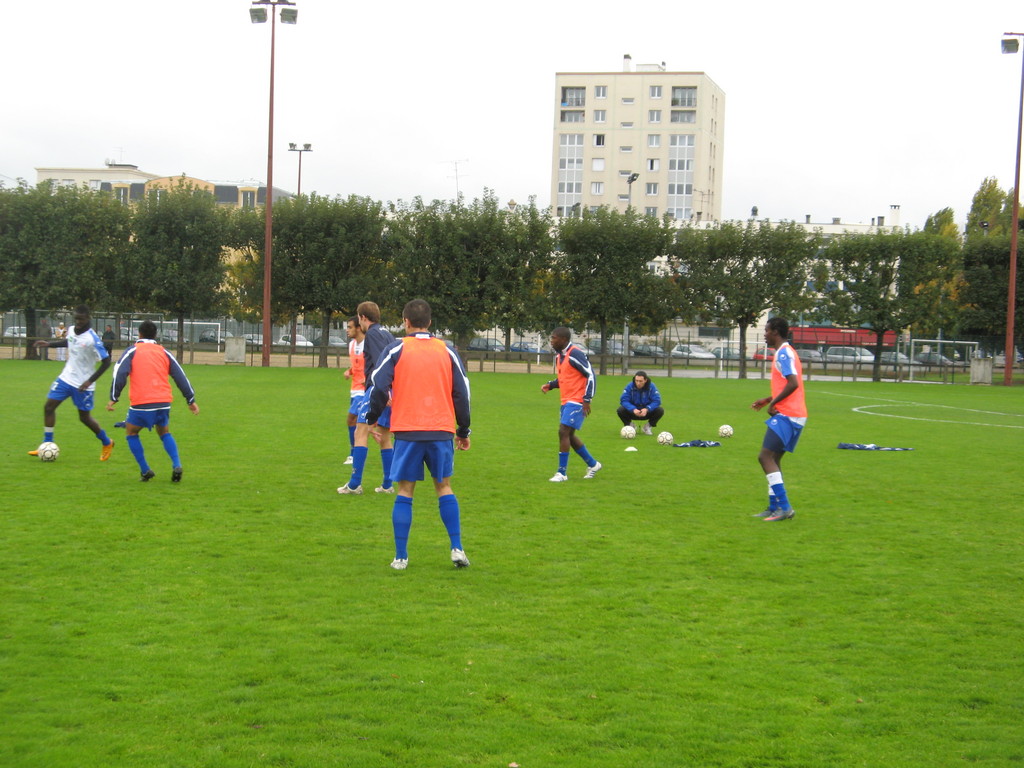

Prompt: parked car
xmin=467 ymin=338 xmax=505 ymax=352
xmin=794 ymin=347 xmax=824 ymax=363
xmin=278 ymin=334 xmax=313 ymax=347
xmin=914 ymin=351 xmax=962 ymax=367
xmin=711 ymin=346 xmax=743 ymax=361
xmin=198 ymin=330 xmax=221 ymax=343
xmin=825 ymin=346 xmax=875 ymax=364
xmin=879 ymin=351 xmax=913 ymax=366
xmin=243 ymin=334 xmax=263 ymax=348
xmin=312 ymin=335 xmax=346 ymax=347
xmin=120 ymin=327 xmax=138 ymax=342
xmin=158 ymin=328 xmax=178 ymax=343
xmin=3 ymin=326 xmax=27 ymax=339
xmin=670 ymin=343 xmax=715 ymax=359
xmin=633 ymin=343 xmax=669 ymax=357
xmin=753 ymin=347 xmax=776 ymax=362
xmin=589 ymin=339 xmax=625 ymax=355
xmin=509 ymin=341 xmax=542 ymax=353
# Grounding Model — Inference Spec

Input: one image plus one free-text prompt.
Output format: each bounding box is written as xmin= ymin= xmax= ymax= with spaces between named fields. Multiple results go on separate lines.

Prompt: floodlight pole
xmin=251 ymin=0 xmax=297 ymax=366
xmin=1002 ymin=32 xmax=1024 ymax=385
xmin=288 ymin=143 xmax=312 ymax=196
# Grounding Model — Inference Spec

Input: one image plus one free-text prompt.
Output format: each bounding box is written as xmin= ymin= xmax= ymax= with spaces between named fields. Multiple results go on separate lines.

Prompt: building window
xmin=650 ymin=85 xmax=662 ymax=99
xmin=648 ymin=134 xmax=661 ymax=148
xmin=622 ymin=97 xmax=635 ymax=104
xmin=89 ymin=179 xmax=101 ymax=190
xmin=595 ymin=85 xmax=607 ymax=98
xmin=620 ymin=146 xmax=633 ymax=153
xmin=670 ymin=134 xmax=696 ymax=146
xmin=114 ymin=187 xmax=129 ymax=205
xmin=594 ymin=134 xmax=605 ymax=147
xmin=671 ymin=86 xmax=697 ymax=107
xmin=559 ymin=157 xmax=583 ymax=169
xmin=648 ymin=110 xmax=661 ymax=123
xmin=592 ymin=158 xmax=605 ymax=171
xmin=558 ymin=182 xmax=582 ymax=194
xmin=560 ymin=134 xmax=583 ymax=146
xmin=645 ymin=206 xmax=658 ymax=216
xmin=594 ymin=109 xmax=606 ymax=123
xmin=670 ymin=110 xmax=696 ymax=123
xmin=647 ymin=158 xmax=660 ymax=172
xmin=669 ymin=158 xmax=693 ymax=171
xmin=561 ymin=87 xmax=586 ymax=107
xmin=668 ymin=183 xmax=693 ymax=195
xmin=241 ymin=190 xmax=256 ymax=208
xmin=645 ymin=183 xmax=658 ymax=195
xmin=561 ymin=110 xmax=585 ymax=123
xmin=591 ymin=182 xmax=604 ymax=195
xmin=620 ymin=121 xmax=634 ymax=128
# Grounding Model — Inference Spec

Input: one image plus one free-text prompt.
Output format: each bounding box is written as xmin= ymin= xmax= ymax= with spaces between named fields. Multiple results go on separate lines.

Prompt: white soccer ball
xmin=718 ymin=424 xmax=734 ymax=438
xmin=620 ymin=425 xmax=637 ymax=439
xmin=657 ymin=431 xmax=674 ymax=446
xmin=38 ymin=442 xmax=60 ymax=462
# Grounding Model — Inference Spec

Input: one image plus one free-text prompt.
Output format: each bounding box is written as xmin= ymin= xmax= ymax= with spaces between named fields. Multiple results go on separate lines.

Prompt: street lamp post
xmin=250 ymin=0 xmax=297 ymax=367
xmin=1001 ymin=33 xmax=1024 ymax=385
xmin=626 ymin=172 xmax=639 ymax=210
xmin=288 ymin=142 xmax=312 ymax=196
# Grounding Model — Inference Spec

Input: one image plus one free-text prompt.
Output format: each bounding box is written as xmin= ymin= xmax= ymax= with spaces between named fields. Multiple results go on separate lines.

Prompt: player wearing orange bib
xmin=540 ymin=327 xmax=601 ymax=482
xmin=751 ymin=317 xmax=806 ymax=521
xmin=342 ymin=316 xmax=365 ymax=465
xmin=365 ymin=299 xmax=471 ymax=570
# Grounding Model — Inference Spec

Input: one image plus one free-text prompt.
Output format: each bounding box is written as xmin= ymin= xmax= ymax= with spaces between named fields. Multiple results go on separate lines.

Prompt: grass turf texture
xmin=1 ymin=360 xmax=1022 ymax=767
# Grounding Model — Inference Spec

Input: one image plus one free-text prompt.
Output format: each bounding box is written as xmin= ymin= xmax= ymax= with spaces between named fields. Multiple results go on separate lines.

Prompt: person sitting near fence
xmin=616 ymin=371 xmax=665 ymax=436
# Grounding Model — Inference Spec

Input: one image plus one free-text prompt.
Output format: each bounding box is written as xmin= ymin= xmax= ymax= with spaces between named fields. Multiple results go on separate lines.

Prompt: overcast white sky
xmin=4 ymin=0 xmax=1024 ymax=230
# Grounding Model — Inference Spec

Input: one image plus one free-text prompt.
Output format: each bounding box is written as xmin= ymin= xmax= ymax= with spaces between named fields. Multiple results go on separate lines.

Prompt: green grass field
xmin=1 ymin=360 xmax=1022 ymax=767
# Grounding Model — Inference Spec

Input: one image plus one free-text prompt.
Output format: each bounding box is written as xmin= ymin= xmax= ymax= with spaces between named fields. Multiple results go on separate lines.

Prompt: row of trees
xmin=1 ymin=178 xmax=1021 ymax=380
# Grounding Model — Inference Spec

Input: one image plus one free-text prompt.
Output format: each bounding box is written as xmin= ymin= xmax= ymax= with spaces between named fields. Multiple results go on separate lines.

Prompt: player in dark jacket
xmin=617 ymin=371 xmax=664 ymax=436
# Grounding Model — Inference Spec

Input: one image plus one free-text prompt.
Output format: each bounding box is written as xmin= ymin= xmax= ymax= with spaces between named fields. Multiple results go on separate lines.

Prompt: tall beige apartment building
xmin=551 ymin=56 xmax=724 ymax=222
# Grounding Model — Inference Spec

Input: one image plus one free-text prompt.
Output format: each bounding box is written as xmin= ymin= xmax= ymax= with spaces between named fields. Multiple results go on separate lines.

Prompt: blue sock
xmin=392 ymin=495 xmax=413 ymax=560
xmin=438 ymin=494 xmax=462 ymax=550
xmin=767 ymin=472 xmax=790 ymax=509
xmin=127 ymin=434 xmax=149 ymax=473
xmin=558 ymin=451 xmax=569 ymax=475
xmin=349 ymin=446 xmax=369 ymax=488
xmin=574 ymin=444 xmax=596 ymax=467
xmin=381 ymin=448 xmax=394 ymax=489
xmin=44 ymin=428 xmax=54 ymax=443
xmin=97 ymin=429 xmax=111 ymax=446
xmin=161 ymin=432 xmax=181 ymax=468
xmin=347 ymin=425 xmax=355 ymax=452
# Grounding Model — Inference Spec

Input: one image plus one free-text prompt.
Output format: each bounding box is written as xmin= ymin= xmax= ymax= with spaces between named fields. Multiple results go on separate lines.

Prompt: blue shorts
xmin=47 ymin=378 xmax=94 ymax=411
xmin=348 ymin=391 xmax=365 ymax=416
xmin=390 ymin=438 xmax=455 ymax=483
xmin=763 ymin=415 xmax=804 ymax=453
xmin=357 ymin=394 xmax=391 ymax=429
xmin=127 ymin=407 xmax=171 ymax=431
xmin=559 ymin=402 xmax=585 ymax=430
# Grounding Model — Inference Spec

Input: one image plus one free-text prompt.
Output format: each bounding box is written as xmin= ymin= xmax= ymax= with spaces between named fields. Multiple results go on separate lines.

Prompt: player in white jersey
xmin=29 ymin=305 xmax=115 ymax=461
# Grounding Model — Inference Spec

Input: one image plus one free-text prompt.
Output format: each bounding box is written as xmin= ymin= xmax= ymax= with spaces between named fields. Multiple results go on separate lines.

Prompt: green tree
xmin=965 ymin=177 xmax=1012 ymax=241
xmin=386 ymin=193 xmax=553 ymax=348
xmin=0 ymin=182 xmax=131 ymax=359
xmin=131 ymin=180 xmax=228 ymax=359
xmin=670 ymin=220 xmax=823 ymax=378
xmin=826 ymin=231 xmax=961 ymax=379
xmin=271 ymin=194 xmax=388 ymax=367
xmin=956 ymin=233 xmax=1023 ymax=351
xmin=923 ymin=207 xmax=961 ymax=242
xmin=552 ymin=207 xmax=676 ymax=374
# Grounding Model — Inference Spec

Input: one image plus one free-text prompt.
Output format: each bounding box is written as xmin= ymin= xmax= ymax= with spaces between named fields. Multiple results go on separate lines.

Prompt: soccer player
xmin=337 ymin=301 xmax=397 ymax=495
xmin=29 ymin=305 xmax=115 ymax=460
xmin=617 ymin=370 xmax=665 ymax=435
xmin=106 ymin=320 xmax=199 ymax=482
xmin=751 ymin=316 xmax=806 ymax=521
xmin=342 ymin=316 xmax=365 ymax=466
xmin=540 ymin=327 xmax=601 ymax=481
xmin=366 ymin=299 xmax=471 ymax=570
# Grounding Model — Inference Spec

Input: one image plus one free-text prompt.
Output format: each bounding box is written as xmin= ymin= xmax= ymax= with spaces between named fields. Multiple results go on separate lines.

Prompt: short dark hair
xmin=403 ymin=299 xmax=432 ymax=329
xmin=357 ymin=301 xmax=381 ymax=324
xmin=552 ymin=326 xmax=571 ymax=341
xmin=138 ymin=320 xmax=158 ymax=339
xmin=767 ymin=316 xmax=790 ymax=339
